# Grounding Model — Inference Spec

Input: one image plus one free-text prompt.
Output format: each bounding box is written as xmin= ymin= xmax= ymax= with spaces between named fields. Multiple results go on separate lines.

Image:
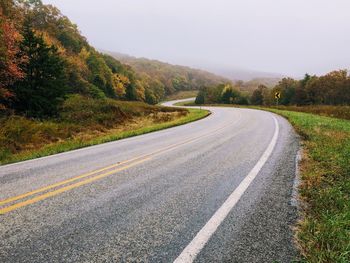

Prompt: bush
xmin=0 ymin=116 xmax=68 ymax=153
xmin=60 ymin=95 xmax=127 ymax=127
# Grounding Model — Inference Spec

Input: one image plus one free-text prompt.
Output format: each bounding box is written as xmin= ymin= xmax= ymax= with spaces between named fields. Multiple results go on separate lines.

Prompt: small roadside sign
xmin=275 ymin=92 xmax=281 ymax=106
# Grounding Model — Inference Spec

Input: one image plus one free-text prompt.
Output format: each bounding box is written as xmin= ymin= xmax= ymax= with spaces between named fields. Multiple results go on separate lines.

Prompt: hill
xmin=106 ymin=51 xmax=231 ymax=97
xmin=0 ymin=0 xmax=209 ymax=162
xmin=201 ymin=65 xmax=284 ymax=82
xmin=0 ymin=0 xmax=229 ymax=112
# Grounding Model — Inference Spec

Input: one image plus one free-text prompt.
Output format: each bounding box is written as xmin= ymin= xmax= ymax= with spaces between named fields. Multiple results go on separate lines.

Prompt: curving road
xmin=0 ymin=99 xmax=299 ymax=262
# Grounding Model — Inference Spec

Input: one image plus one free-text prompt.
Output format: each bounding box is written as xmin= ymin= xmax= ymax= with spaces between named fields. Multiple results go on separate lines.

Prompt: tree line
xmin=195 ymin=70 xmax=350 ymax=106
xmin=110 ymin=53 xmax=229 ymax=98
xmin=251 ymin=71 xmax=350 ymax=106
xmin=195 ymin=84 xmax=249 ymax=105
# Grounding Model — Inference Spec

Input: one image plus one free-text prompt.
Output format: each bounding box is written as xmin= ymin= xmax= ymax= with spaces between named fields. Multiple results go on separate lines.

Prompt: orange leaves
xmin=113 ymin=74 xmax=129 ymax=98
xmin=0 ymin=12 xmax=24 ymax=109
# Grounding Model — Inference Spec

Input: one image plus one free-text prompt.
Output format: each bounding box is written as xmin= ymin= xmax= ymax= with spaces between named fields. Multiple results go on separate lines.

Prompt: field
xmin=0 ymin=97 xmax=209 ymax=165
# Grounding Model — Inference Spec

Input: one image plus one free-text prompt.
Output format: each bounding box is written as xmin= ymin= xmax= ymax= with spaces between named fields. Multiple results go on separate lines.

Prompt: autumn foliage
xmin=250 ymin=71 xmax=350 ymax=106
xmin=0 ymin=0 xmax=223 ymax=118
xmin=0 ymin=9 xmax=23 ymax=110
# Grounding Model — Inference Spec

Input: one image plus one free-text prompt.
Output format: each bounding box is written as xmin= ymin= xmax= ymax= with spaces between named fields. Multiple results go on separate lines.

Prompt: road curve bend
xmin=0 ymin=99 xmax=300 ymax=262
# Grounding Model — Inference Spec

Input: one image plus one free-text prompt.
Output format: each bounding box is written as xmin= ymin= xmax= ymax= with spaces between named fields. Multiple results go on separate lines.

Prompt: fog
xmin=42 ymin=0 xmax=350 ymax=78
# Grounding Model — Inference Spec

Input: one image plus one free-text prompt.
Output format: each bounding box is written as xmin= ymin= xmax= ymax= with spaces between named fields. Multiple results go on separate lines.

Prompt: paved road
xmin=0 ymin=99 xmax=299 ymax=262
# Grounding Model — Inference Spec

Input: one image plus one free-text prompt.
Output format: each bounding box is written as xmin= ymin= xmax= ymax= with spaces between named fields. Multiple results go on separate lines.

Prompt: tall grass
xmin=0 ymin=107 xmax=208 ymax=165
xmin=261 ymin=108 xmax=350 ymax=262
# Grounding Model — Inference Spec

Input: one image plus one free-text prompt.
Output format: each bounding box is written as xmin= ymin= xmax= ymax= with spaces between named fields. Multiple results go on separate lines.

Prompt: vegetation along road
xmin=0 ymin=99 xmax=300 ymax=262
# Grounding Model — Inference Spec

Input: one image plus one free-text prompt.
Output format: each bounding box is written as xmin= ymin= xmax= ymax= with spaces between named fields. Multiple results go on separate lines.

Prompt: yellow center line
xmin=0 ymin=157 xmax=142 ymax=206
xmin=0 ymin=158 xmax=150 ymax=215
xmin=1 ymin=113 xmax=242 ymax=214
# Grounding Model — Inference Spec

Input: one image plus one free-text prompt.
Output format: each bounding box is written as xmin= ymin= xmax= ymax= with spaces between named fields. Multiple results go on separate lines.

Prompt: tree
xmin=251 ymin=85 xmax=267 ymax=105
xmin=135 ymin=80 xmax=146 ymax=101
xmin=145 ymin=89 xmax=157 ymax=105
xmin=221 ymin=85 xmax=240 ymax=104
xmin=293 ymin=74 xmax=311 ymax=105
xmin=10 ymin=22 xmax=67 ymax=118
xmin=233 ymin=95 xmax=249 ymax=105
xmin=86 ymin=52 xmax=115 ymax=98
xmin=317 ymin=70 xmax=349 ymax=105
xmin=0 ymin=7 xmax=24 ymax=111
xmin=273 ymin=78 xmax=298 ymax=105
xmin=195 ymin=89 xmax=206 ymax=104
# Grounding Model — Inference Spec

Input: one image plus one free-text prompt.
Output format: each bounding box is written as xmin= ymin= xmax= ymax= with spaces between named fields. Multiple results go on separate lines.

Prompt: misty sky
xmin=42 ymin=0 xmax=350 ymax=77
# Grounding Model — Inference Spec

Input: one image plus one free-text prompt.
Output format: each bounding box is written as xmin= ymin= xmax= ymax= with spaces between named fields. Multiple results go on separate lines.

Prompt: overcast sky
xmin=42 ymin=0 xmax=350 ymax=77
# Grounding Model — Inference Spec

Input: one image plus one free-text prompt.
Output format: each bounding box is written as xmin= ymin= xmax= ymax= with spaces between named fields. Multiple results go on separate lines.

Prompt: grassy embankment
xmin=181 ymin=102 xmax=349 ymax=262
xmin=260 ymin=108 xmax=349 ymax=263
xmin=0 ymin=96 xmax=209 ymax=165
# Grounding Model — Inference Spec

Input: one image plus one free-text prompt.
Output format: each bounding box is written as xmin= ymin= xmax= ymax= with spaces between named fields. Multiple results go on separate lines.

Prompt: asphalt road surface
xmin=0 ymin=99 xmax=300 ymax=262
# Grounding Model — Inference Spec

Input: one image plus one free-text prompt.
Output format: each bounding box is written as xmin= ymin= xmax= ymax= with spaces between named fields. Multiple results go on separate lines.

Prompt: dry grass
xmin=0 ymin=104 xmax=208 ymax=165
xmin=0 ymin=95 xmax=190 ymax=164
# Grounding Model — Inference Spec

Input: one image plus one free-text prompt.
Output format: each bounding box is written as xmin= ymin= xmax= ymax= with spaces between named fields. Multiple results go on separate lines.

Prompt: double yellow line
xmin=0 ymin=157 xmax=150 ymax=214
xmin=0 ymin=115 xmax=241 ymax=215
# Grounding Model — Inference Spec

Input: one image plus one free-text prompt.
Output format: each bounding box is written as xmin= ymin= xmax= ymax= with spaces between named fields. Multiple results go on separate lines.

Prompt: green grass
xmin=258 ymin=108 xmax=350 ymax=263
xmin=0 ymin=108 xmax=209 ymax=165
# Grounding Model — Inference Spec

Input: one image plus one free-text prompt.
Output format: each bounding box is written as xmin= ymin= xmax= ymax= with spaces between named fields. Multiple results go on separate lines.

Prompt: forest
xmin=250 ymin=71 xmax=350 ymax=106
xmin=195 ymin=70 xmax=350 ymax=108
xmin=109 ymin=52 xmax=229 ymax=97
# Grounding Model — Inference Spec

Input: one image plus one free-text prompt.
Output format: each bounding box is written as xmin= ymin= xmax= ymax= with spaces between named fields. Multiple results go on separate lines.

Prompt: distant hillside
xmin=108 ymin=52 xmax=282 ymax=95
xmin=106 ymin=51 xmax=231 ymax=96
xmin=202 ymin=66 xmax=284 ymax=82
xmin=238 ymin=77 xmax=281 ymax=93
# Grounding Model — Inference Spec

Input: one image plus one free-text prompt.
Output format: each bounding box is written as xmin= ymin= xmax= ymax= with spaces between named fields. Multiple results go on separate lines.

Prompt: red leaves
xmin=0 ymin=11 xmax=24 ymax=109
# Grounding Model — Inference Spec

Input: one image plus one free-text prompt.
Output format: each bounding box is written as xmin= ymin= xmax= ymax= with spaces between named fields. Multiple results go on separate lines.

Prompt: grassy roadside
xmin=0 ymin=108 xmax=209 ymax=165
xmin=259 ymin=108 xmax=350 ymax=263
xmin=187 ymin=102 xmax=349 ymax=262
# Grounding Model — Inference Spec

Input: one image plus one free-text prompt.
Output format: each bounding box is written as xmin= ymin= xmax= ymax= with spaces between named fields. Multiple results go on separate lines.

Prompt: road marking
xmin=0 ymin=158 xmax=141 ymax=206
xmin=174 ymin=116 xmax=279 ymax=263
xmin=0 ymin=112 xmax=242 ymax=214
xmin=0 ymin=158 xmax=150 ymax=214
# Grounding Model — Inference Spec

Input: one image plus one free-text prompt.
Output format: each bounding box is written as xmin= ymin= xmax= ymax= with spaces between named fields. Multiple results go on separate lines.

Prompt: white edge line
xmin=173 ymin=115 xmax=280 ymax=263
